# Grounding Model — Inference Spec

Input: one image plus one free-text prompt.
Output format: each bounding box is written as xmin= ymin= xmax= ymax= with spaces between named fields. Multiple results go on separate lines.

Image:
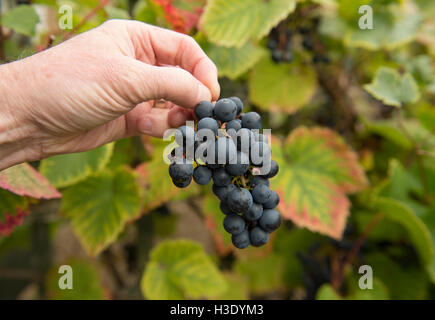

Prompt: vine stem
xmin=335 ymin=213 xmax=384 ymax=290
xmin=240 ymin=175 xmax=247 ymax=188
xmin=396 ymin=109 xmax=430 ymax=202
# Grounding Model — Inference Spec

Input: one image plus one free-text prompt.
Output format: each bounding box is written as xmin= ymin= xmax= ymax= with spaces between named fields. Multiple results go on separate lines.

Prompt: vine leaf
xmin=373 ymin=197 xmax=434 ymax=268
xmin=366 ymin=252 xmax=429 ymax=299
xmin=316 ymin=276 xmax=389 ymax=300
xmin=249 ymin=56 xmax=317 ymax=113
xmin=1 ymin=5 xmax=40 ymax=37
xmin=39 ymin=143 xmax=114 ymax=189
xmin=234 ymin=254 xmax=284 ymax=295
xmin=141 ymin=240 xmax=227 ymax=299
xmin=346 ymin=12 xmax=422 ymax=50
xmin=0 ymin=163 xmax=61 ymax=199
xmin=136 ymin=138 xmax=198 ymax=214
xmin=46 ymin=259 xmax=107 ymax=300
xmin=0 ymin=189 xmax=29 ymax=237
xmin=61 ymin=166 xmax=141 ymax=256
xmin=273 ymin=127 xmax=368 ymax=239
xmin=200 ymin=0 xmax=296 ymax=47
xmin=206 ymin=42 xmax=266 ymax=80
xmin=364 ymin=67 xmax=420 ymax=107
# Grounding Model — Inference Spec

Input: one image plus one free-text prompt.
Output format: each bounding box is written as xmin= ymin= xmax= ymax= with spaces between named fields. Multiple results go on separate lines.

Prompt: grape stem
xmin=240 ymin=175 xmax=247 ymax=188
xmin=332 ymin=213 xmax=384 ymax=291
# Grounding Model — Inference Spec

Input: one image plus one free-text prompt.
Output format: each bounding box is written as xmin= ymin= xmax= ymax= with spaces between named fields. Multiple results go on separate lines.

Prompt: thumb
xmin=129 ymin=60 xmax=212 ymax=108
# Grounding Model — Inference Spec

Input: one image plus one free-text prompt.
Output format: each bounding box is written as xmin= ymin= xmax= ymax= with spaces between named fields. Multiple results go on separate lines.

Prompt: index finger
xmin=126 ymin=21 xmax=220 ymax=101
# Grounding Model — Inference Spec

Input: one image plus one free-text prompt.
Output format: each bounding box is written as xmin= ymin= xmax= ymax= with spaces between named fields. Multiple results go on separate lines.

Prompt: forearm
xmin=0 ymin=62 xmax=40 ymax=171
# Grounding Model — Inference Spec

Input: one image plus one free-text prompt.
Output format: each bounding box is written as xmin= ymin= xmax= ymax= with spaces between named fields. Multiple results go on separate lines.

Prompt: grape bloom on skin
xmin=166 ymin=97 xmax=280 ymax=249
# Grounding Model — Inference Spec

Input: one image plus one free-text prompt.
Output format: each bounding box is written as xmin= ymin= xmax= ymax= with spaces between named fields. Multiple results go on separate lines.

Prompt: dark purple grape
xmin=263 ymin=190 xmax=279 ymax=209
xmin=251 ymin=184 xmax=273 ymax=204
xmin=230 ymin=97 xmax=244 ymax=115
xmin=193 ymin=165 xmax=212 ymax=185
xmin=212 ymin=167 xmax=232 ymax=186
xmin=243 ymin=202 xmax=263 ymax=221
xmin=250 ymin=227 xmax=269 ymax=247
xmin=194 ymin=101 xmax=214 ymax=120
xmin=227 ymin=187 xmax=253 ymax=213
xmin=214 ymin=98 xmax=237 ymax=122
xmin=223 ymin=214 xmax=246 ymax=235
xmin=259 ymin=209 xmax=281 ymax=232
xmin=241 ymin=112 xmax=262 ymax=130
xmin=232 ymin=230 xmax=250 ymax=249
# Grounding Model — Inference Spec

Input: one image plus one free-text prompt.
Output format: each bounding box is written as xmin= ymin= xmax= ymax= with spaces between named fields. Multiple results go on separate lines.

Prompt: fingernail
xmin=139 ymin=117 xmax=153 ymax=134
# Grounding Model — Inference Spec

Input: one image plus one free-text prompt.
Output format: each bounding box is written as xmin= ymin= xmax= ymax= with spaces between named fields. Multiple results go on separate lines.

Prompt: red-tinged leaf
xmin=0 ymin=163 xmax=61 ymax=199
xmin=273 ymin=127 xmax=368 ymax=239
xmin=0 ymin=189 xmax=29 ymax=237
xmin=154 ymin=0 xmax=205 ymax=33
xmin=137 ymin=138 xmax=198 ymax=214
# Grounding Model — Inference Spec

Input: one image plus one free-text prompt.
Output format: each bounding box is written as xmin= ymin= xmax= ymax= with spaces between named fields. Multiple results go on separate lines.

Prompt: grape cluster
xmin=297 ymin=25 xmax=330 ymax=65
xmin=267 ymin=28 xmax=293 ymax=64
xmin=267 ymin=18 xmax=330 ymax=65
xmin=167 ymin=97 xmax=281 ymax=249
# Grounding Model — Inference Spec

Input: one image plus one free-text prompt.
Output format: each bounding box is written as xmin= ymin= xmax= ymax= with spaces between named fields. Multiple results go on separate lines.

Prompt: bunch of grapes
xmin=267 ymin=27 xmax=293 ymax=64
xmin=267 ymin=14 xmax=330 ymax=65
xmin=167 ymin=97 xmax=281 ymax=249
xmin=298 ymin=25 xmax=330 ymax=65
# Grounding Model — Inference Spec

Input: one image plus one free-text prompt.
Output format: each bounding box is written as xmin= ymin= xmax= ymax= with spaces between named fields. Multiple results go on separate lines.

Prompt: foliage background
xmin=0 ymin=0 xmax=435 ymax=300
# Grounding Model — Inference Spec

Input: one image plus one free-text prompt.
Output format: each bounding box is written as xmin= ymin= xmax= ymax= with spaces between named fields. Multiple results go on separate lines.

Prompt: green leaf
xmin=404 ymin=55 xmax=434 ymax=84
xmin=1 ymin=5 xmax=40 ymax=37
xmin=61 ymin=167 xmax=141 ymax=256
xmin=105 ymin=6 xmax=130 ymax=19
xmin=274 ymin=228 xmax=322 ymax=287
xmin=366 ymin=253 xmax=428 ymax=299
xmin=363 ymin=118 xmax=413 ymax=149
xmin=137 ymin=138 xmax=198 ymax=213
xmin=363 ymin=118 xmax=435 ymax=151
xmin=345 ymin=11 xmax=421 ymax=50
xmin=274 ymin=128 xmax=368 ymax=239
xmin=141 ymin=240 xmax=227 ymax=299
xmin=316 ymin=284 xmax=342 ymax=300
xmin=316 ymin=275 xmax=390 ymax=300
xmin=234 ymin=254 xmax=284 ymax=295
xmin=200 ymin=0 xmax=296 ymax=47
xmin=379 ymin=159 xmax=426 ymax=216
xmin=249 ymin=57 xmax=317 ymax=113
xmin=373 ymin=197 xmax=434 ymax=267
xmin=39 ymin=143 xmax=114 ymax=189
xmin=0 ymin=163 xmax=61 ymax=199
xmin=206 ymin=42 xmax=266 ymax=79
xmin=133 ymin=0 xmax=157 ymax=24
xmin=364 ymin=67 xmax=420 ymax=107
xmin=0 ymin=189 xmax=28 ymax=237
xmin=46 ymin=259 xmax=107 ymax=300
xmin=416 ymin=104 xmax=435 ymax=132
xmin=212 ymin=273 xmax=249 ymax=300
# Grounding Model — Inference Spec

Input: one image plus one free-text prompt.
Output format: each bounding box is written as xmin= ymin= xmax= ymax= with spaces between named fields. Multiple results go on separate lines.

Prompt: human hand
xmin=0 ymin=20 xmax=219 ymax=170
